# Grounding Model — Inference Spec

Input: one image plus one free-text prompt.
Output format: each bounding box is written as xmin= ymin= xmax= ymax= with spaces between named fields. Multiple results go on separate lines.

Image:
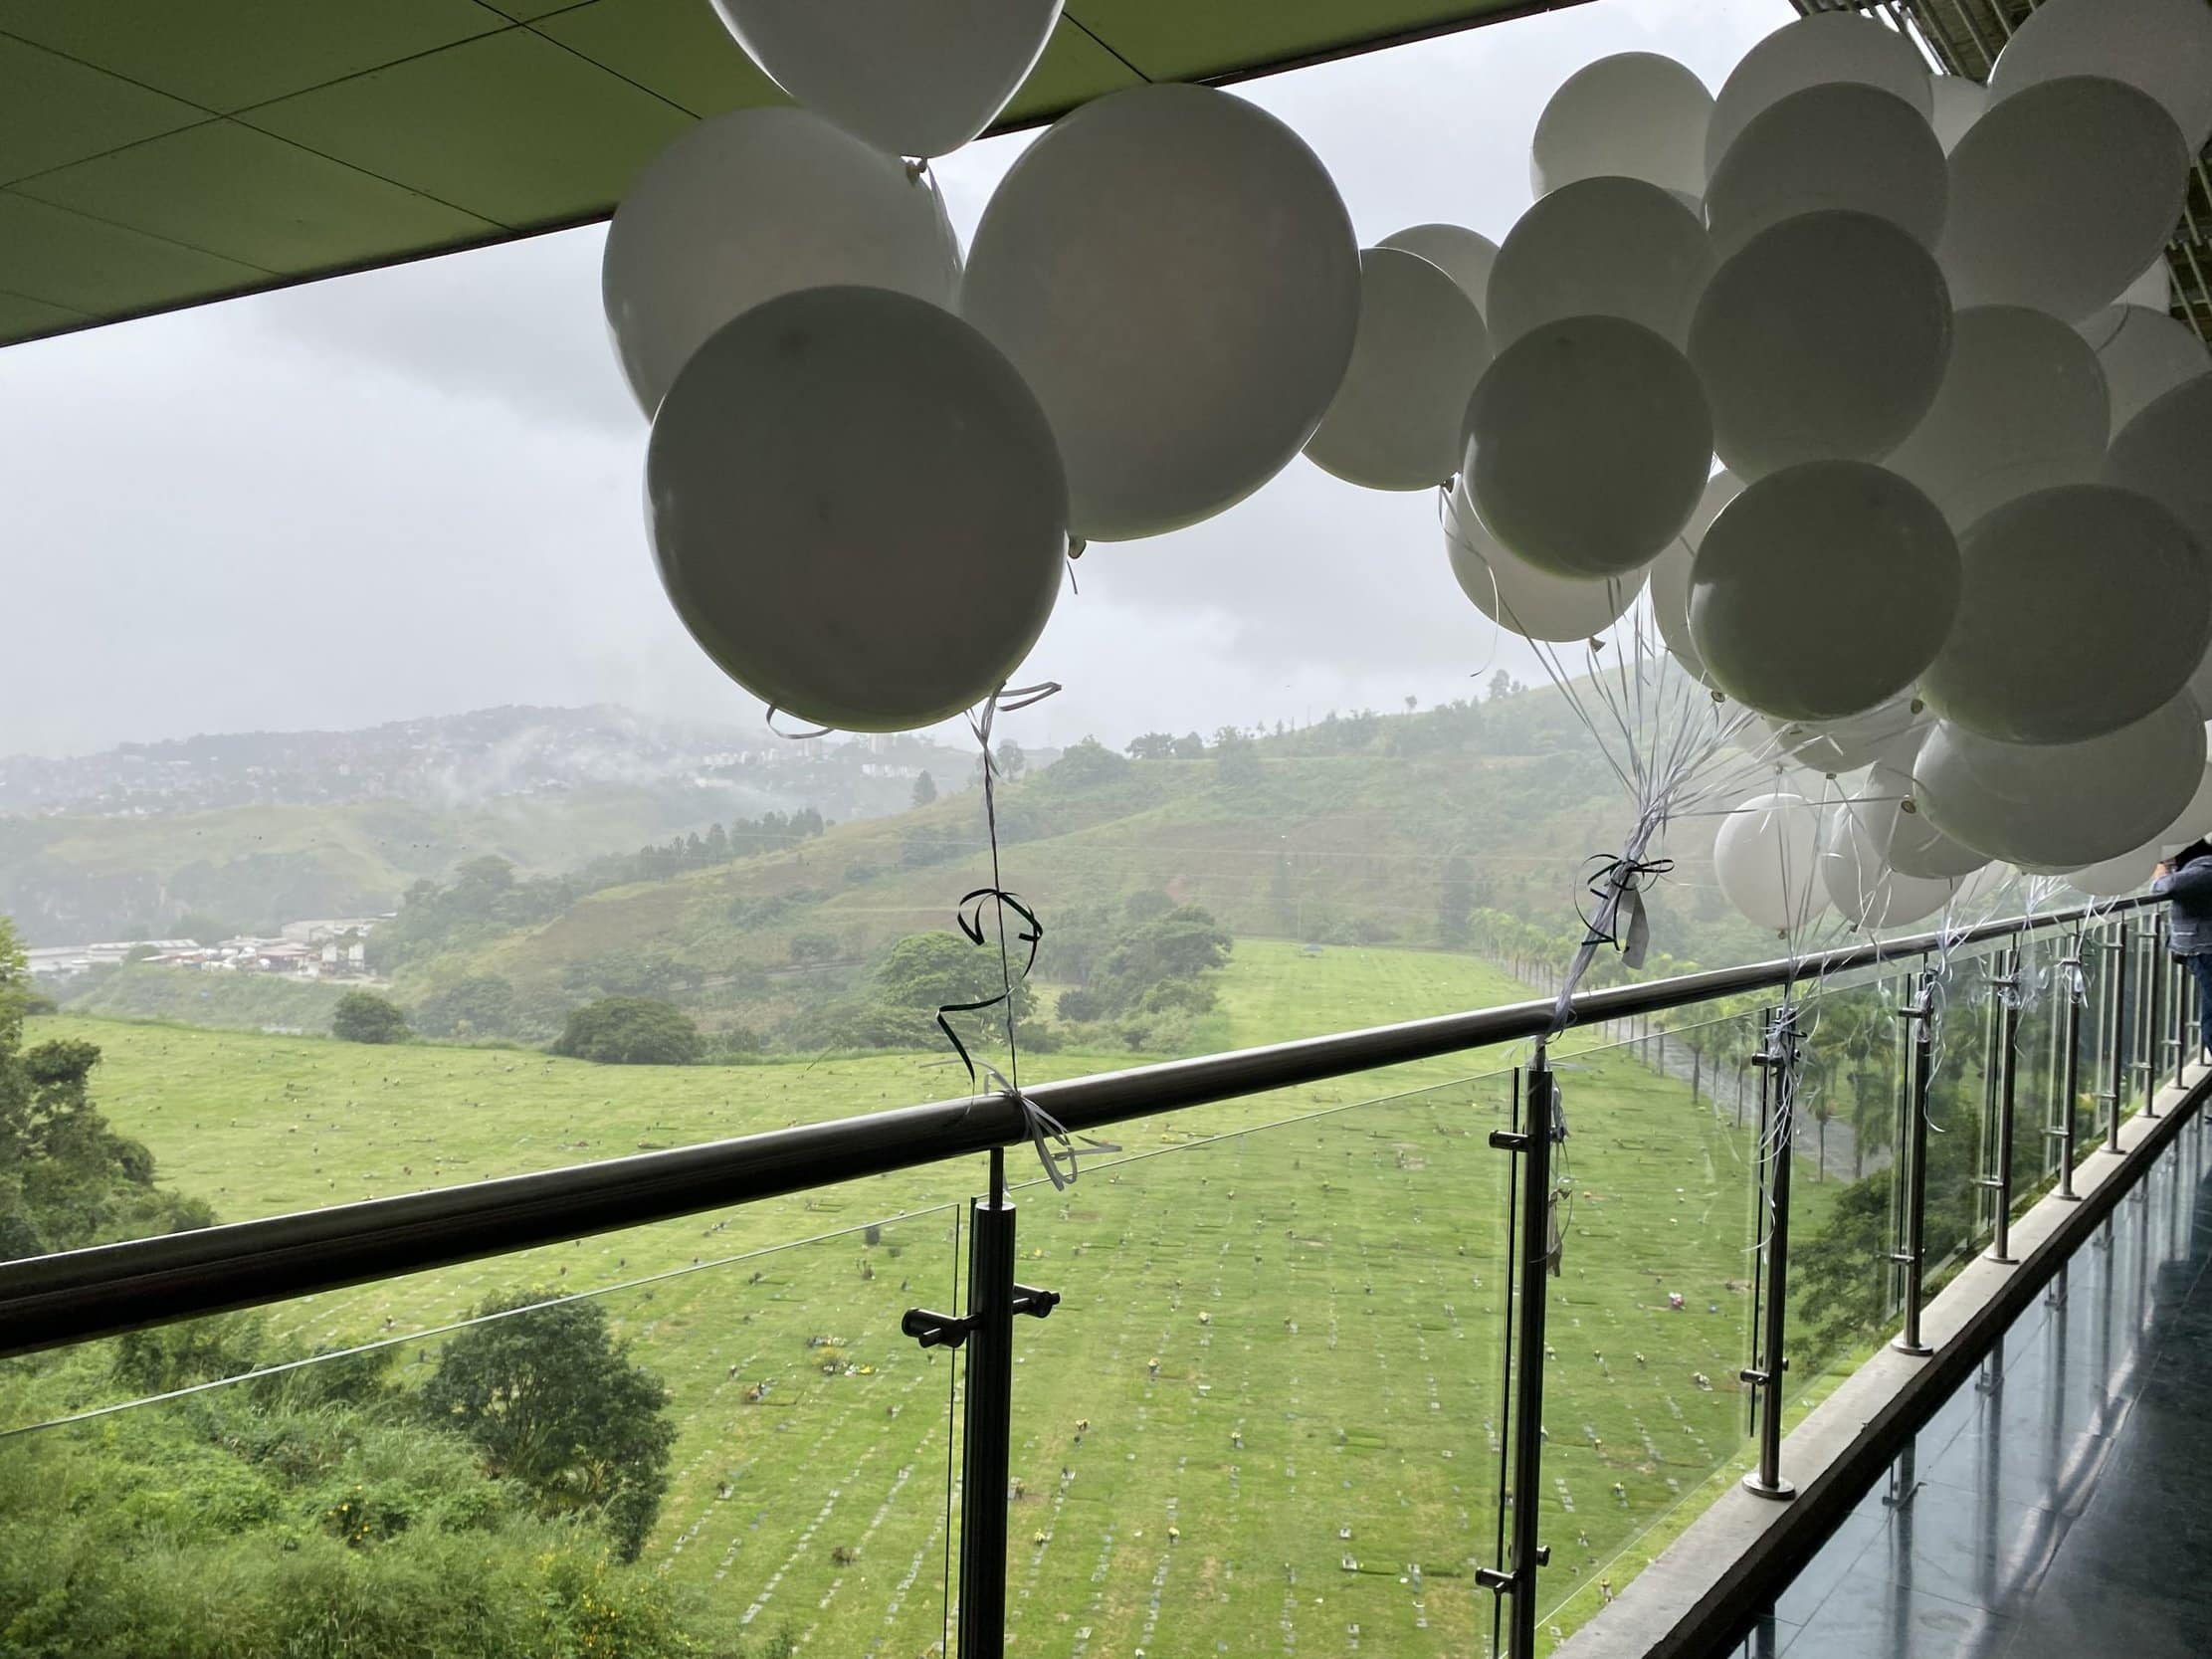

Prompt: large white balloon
xmin=709 ymin=0 xmax=1062 ymax=159
xmin=1485 ymin=176 xmax=1713 ymax=350
xmin=1820 ymin=804 xmax=1957 ymax=931
xmin=2079 ymin=305 xmax=2212 ymax=439
xmin=1707 ymin=13 xmax=1931 ymax=182
xmin=1304 ymin=249 xmax=1491 ymax=492
xmin=2106 ymin=373 xmax=2212 ymax=560
xmin=1884 ymin=306 xmax=2110 ymax=530
xmin=1938 ymin=76 xmax=2189 ymax=320
xmin=1462 ymin=314 xmax=1712 ymax=578
xmin=1988 ymin=0 xmax=2212 ymax=150
xmin=601 ymin=108 xmax=961 ymax=416
xmin=2161 ymin=761 xmax=2212 ymax=853
xmin=1691 ymin=461 xmax=1957 ymax=724
xmin=2068 ymin=844 xmax=2160 ymax=898
xmin=1927 ymin=77 xmax=1988 ymax=153
xmin=1714 ymin=791 xmax=1831 ymax=933
xmin=1860 ymin=755 xmax=1990 ymax=880
xmin=1913 ymin=696 xmax=2207 ymax=869
xmin=1705 ymin=84 xmax=1947 ymax=259
xmin=1648 ymin=470 xmax=1742 ymax=682
xmin=1767 ymin=698 xmax=1934 ymax=780
xmin=961 ymin=85 xmax=1359 ymax=542
xmin=1531 ymin=52 xmax=1713 ymax=202
xmin=646 ymin=287 xmax=1067 ymax=732
xmin=1689 ymin=210 xmax=1951 ymax=479
xmin=1377 ymin=224 xmax=1500 ymax=317
xmin=1445 ymin=479 xmax=1643 ymax=643
xmin=1921 ymin=484 xmax=2210 ymax=744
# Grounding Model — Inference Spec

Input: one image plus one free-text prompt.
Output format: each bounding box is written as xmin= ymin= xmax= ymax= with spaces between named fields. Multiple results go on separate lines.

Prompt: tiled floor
xmin=1737 ymin=1110 xmax=2212 ymax=1658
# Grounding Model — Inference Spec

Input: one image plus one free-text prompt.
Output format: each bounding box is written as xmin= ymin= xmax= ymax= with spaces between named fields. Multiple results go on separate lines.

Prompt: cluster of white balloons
xmin=1436 ymin=0 xmax=2212 ymax=934
xmin=603 ymin=0 xmax=1372 ymax=731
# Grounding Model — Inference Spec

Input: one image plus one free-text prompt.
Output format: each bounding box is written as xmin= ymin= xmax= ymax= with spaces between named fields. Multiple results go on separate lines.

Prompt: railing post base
xmin=1741 ymin=1469 xmax=1796 ymax=1502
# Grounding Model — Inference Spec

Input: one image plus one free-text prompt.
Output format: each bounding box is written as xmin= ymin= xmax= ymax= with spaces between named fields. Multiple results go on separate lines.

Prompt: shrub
xmin=551 ymin=997 xmax=704 ymax=1066
xmin=331 ymin=990 xmax=409 ymax=1045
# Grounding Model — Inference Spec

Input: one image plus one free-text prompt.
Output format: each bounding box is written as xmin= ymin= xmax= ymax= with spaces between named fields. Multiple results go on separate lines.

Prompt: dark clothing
xmin=2153 ymin=852 xmax=2212 ymax=1056
xmin=2151 ymin=854 xmax=2212 ymax=957
xmin=2191 ymin=952 xmax=2212 ymax=1060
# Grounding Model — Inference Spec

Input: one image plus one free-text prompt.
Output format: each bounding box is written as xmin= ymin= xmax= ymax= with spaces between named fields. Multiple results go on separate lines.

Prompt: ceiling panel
xmin=0 ymin=34 xmax=208 ymax=184
xmin=0 ymin=0 xmax=509 ymax=113
xmin=12 ymin=119 xmax=498 ymax=274
xmin=0 ymin=1 xmax=1561 ymax=346
xmin=240 ymin=27 xmax=696 ymax=228
xmin=0 ymin=192 xmax=266 ymax=313
xmin=529 ymin=0 xmax=787 ymax=118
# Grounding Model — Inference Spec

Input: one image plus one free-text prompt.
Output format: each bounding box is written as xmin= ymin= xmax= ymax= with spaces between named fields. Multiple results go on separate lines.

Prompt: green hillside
xmin=375 ymin=698 xmax=1762 ymax=1047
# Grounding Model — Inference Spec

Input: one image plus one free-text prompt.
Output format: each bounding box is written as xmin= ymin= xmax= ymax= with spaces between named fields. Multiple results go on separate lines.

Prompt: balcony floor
xmin=1743 ymin=1109 xmax=2212 ymax=1658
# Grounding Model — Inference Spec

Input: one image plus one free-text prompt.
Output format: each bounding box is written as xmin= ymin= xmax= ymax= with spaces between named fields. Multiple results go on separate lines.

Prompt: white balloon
xmin=1707 ymin=13 xmax=1931 ymax=182
xmin=1463 ymin=314 xmax=1712 ymax=578
xmin=1820 ymin=804 xmax=1957 ymax=931
xmin=2161 ymin=760 xmax=2212 ymax=853
xmin=1884 ymin=306 xmax=2110 ymax=530
xmin=1988 ymin=0 xmax=2212 ymax=150
xmin=646 ymin=287 xmax=1066 ymax=732
xmin=2068 ymin=844 xmax=2160 ymax=898
xmin=601 ymin=108 xmax=961 ymax=417
xmin=1692 ymin=461 xmax=1957 ymax=723
xmin=2107 ymin=375 xmax=2212 ymax=560
xmin=1486 ymin=176 xmax=1713 ymax=350
xmin=1928 ymin=76 xmax=1988 ymax=153
xmin=1648 ymin=470 xmax=1742 ymax=682
xmin=1859 ymin=755 xmax=1989 ymax=880
xmin=1445 ymin=479 xmax=1643 ymax=643
xmin=1531 ymin=52 xmax=1713 ymax=202
xmin=1921 ymin=484 xmax=2210 ymax=744
xmin=2077 ymin=305 xmax=2211 ymax=440
xmin=1689 ymin=210 xmax=1952 ymax=480
xmin=2121 ymin=258 xmax=2176 ymax=311
xmin=1377 ymin=224 xmax=1500 ymax=318
xmin=961 ymin=86 xmax=1358 ymax=542
xmin=1938 ymin=76 xmax=2189 ymax=320
xmin=1714 ymin=791 xmax=1831 ymax=933
xmin=1706 ymin=84 xmax=1947 ymax=259
xmin=1768 ymin=698 xmax=1934 ymax=779
xmin=709 ymin=0 xmax=1062 ymax=159
xmin=1913 ymin=696 xmax=2207 ymax=869
xmin=1304 ymin=249 xmax=1492 ymax=492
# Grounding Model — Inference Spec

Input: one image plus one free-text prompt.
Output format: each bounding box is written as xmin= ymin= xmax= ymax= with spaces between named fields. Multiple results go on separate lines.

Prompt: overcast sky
xmin=0 ymin=0 xmax=1781 ymax=760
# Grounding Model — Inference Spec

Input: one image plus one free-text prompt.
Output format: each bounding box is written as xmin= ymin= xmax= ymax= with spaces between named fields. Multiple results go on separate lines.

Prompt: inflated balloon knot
xmin=1900 ymin=797 xmax=1919 ymax=816
xmin=1067 ymin=536 xmax=1087 ymax=560
xmin=905 ymin=157 xmax=928 ymax=183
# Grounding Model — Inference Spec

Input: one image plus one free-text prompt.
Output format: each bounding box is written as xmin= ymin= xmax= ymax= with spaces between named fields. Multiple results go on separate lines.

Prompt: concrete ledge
xmin=1555 ymin=1063 xmax=2210 ymax=1659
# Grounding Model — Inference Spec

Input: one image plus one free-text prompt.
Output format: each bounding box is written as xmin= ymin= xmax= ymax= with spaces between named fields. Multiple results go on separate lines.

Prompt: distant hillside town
xmin=26 ymin=917 xmax=386 ymax=983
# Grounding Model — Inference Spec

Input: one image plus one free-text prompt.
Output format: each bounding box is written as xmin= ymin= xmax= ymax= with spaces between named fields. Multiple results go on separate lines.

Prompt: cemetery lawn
xmin=25 ymin=940 xmax=1838 ymax=1656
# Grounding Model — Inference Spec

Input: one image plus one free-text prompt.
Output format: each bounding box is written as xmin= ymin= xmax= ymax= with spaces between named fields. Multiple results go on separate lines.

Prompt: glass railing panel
xmin=1788 ymin=963 xmax=1910 ymax=1414
xmin=1922 ymin=944 xmax=2003 ymax=1295
xmin=998 ymin=1065 xmax=1517 ymax=1659
xmin=0 ymin=1205 xmax=965 ymax=1657
xmin=1531 ymin=1009 xmax=1766 ymax=1647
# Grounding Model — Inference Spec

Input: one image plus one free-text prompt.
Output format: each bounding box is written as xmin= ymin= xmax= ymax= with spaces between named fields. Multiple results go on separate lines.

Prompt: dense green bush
xmin=331 ymin=989 xmax=410 ymax=1045
xmin=551 ymin=996 xmax=704 ymax=1065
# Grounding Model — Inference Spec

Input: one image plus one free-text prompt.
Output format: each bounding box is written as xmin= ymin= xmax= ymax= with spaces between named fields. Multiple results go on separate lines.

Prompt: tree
xmin=789 ymin=933 xmax=838 ymax=964
xmin=911 ymin=770 xmax=938 ymax=807
xmin=875 ymin=932 xmax=1033 ymax=1022
xmin=1214 ymin=728 xmax=1262 ymax=785
xmin=423 ymin=1290 xmax=677 ymax=1561
xmin=704 ymin=822 xmax=729 ymax=861
xmin=331 ymin=990 xmax=409 ymax=1045
xmin=1437 ymin=855 xmax=1474 ymax=948
xmin=1047 ymin=736 xmax=1129 ymax=787
xmin=1126 ymin=732 xmax=1176 ymax=761
xmin=995 ymin=740 xmax=1026 ymax=781
xmin=553 ymin=997 xmax=704 ymax=1065
xmin=1170 ymin=730 xmax=1207 ymax=759
xmin=411 ymin=974 xmax=517 ymax=1040
xmin=1489 ymin=669 xmax=1518 ymax=701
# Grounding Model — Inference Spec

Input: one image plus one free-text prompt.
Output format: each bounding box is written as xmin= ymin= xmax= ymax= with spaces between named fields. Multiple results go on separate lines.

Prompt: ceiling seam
xmin=0 ymin=283 xmax=91 ymax=320
xmin=216 ymin=121 xmax=514 ymax=234
xmin=1062 ymin=11 xmax=1154 ymax=84
xmin=0 ymin=186 xmax=282 ymax=279
xmin=0 ymin=28 xmax=223 ymax=114
xmin=519 ymin=24 xmax=703 ymax=119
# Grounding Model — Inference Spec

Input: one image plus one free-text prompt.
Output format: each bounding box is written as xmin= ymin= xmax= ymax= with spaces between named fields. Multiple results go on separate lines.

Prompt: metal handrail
xmin=0 ymin=893 xmax=2159 ymax=1358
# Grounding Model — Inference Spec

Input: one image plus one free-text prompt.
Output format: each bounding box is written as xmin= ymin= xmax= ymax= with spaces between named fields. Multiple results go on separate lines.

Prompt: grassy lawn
xmin=19 ymin=940 xmax=1839 ymax=1656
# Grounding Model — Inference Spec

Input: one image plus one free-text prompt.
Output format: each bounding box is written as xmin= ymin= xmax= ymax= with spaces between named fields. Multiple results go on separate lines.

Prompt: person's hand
xmin=2155 ymin=862 xmax=2171 ymax=879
